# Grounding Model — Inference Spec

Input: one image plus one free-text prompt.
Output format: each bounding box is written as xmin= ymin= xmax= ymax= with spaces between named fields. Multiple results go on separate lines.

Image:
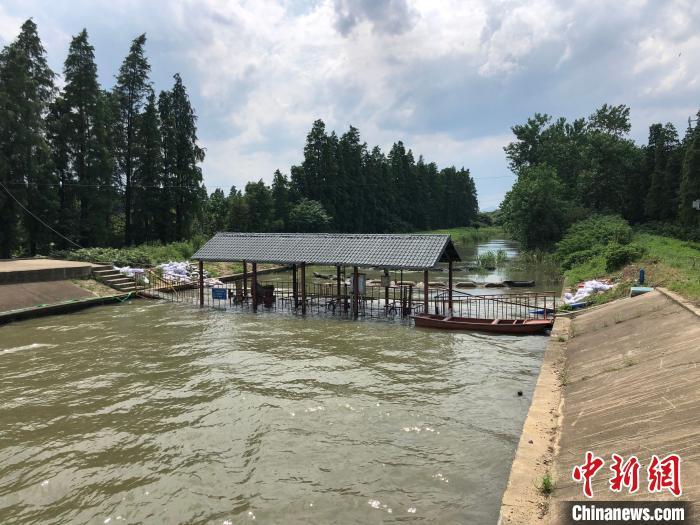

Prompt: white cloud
xmin=1 ymin=0 xmax=699 ymax=207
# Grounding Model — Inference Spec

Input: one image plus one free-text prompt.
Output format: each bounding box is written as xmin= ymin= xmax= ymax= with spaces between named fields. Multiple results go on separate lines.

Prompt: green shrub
xmin=52 ymin=237 xmax=207 ymax=267
xmin=560 ymin=246 xmax=604 ymax=270
xmin=563 ymin=254 xmax=607 ymax=284
xmin=603 ymin=243 xmax=645 ymax=272
xmin=556 ymin=215 xmax=632 ymax=260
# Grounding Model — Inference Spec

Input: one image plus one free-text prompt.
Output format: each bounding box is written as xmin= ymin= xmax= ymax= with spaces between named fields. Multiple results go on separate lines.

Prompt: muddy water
xmin=0 ymin=237 xmax=557 ymax=524
xmin=0 ymin=300 xmax=547 ymax=524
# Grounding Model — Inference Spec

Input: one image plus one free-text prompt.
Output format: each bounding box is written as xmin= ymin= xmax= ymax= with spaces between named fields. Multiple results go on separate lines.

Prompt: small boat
xmin=428 ymin=281 xmax=446 ymax=287
xmin=394 ymin=280 xmax=416 ymax=287
xmin=455 ymin=281 xmax=477 ymax=288
xmin=412 ymin=314 xmax=553 ymax=334
xmin=503 ymin=280 xmax=535 ymax=288
xmin=529 ymin=308 xmax=556 ymax=315
xmin=313 ymin=272 xmax=333 ymax=279
xmin=484 ymin=282 xmax=505 ymax=288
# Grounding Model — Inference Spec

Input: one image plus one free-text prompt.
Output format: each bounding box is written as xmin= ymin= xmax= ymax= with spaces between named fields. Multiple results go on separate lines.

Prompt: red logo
xmin=572 ymin=451 xmax=605 ymax=498
xmin=572 ymin=452 xmax=682 ymax=498
xmin=648 ymin=454 xmax=682 ymax=497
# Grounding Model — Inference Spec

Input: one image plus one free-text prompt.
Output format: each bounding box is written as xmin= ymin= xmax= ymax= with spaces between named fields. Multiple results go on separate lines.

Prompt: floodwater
xmin=264 ymin=238 xmax=561 ymax=296
xmin=0 ymin=238 xmax=556 ymax=524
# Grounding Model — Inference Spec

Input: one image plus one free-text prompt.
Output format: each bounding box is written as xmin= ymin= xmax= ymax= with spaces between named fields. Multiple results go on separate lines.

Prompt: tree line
xmin=0 ymin=20 xmax=479 ymax=258
xmin=500 ymin=104 xmax=700 ymax=248
xmin=203 ymin=120 xmax=478 ymax=235
xmin=0 ymin=20 xmax=204 ymax=258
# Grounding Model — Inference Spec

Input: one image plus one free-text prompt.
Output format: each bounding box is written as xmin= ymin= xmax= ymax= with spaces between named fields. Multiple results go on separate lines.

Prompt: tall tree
xmin=204 ymin=188 xmax=228 ymax=235
xmin=167 ymin=73 xmax=205 ymax=240
xmin=271 ymin=170 xmax=291 ymax=231
xmin=645 ymin=123 xmax=680 ymax=221
xmin=678 ymin=112 xmax=700 ymax=229
xmin=243 ymin=180 xmax=273 ymax=231
xmin=0 ymin=19 xmax=56 ymax=256
xmin=500 ymin=164 xmax=569 ymax=249
xmin=114 ymin=33 xmax=150 ymax=245
xmin=132 ymin=89 xmax=163 ymax=242
xmin=58 ymin=29 xmax=115 ymax=246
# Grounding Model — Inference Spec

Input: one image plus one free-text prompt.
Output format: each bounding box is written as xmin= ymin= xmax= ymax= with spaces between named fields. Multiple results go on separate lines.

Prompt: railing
xmin=432 ymin=288 xmax=555 ymax=320
xmin=136 ymin=272 xmax=556 ymax=323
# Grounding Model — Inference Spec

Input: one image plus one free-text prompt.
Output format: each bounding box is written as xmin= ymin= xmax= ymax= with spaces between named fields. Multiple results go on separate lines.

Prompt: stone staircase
xmin=91 ymin=264 xmax=139 ymax=293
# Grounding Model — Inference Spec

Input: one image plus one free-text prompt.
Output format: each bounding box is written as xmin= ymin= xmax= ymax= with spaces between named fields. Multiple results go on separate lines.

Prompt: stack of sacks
xmin=563 ymin=280 xmax=614 ymax=305
xmin=115 ymin=266 xmax=148 ymax=284
xmin=157 ymin=261 xmax=194 ymax=284
xmin=156 ymin=261 xmax=224 ymax=287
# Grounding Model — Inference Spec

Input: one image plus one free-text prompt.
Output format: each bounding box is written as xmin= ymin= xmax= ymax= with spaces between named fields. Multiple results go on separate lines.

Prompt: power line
xmin=0 ymin=180 xmax=83 ymax=249
xmin=0 ymin=174 xmax=515 ymax=190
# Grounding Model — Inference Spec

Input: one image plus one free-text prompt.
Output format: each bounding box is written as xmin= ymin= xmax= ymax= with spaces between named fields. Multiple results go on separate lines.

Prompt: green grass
xmin=563 ymin=232 xmax=700 ymax=303
xmin=418 ymin=225 xmax=504 ymax=242
xmin=536 ymin=473 xmax=555 ymax=495
xmin=635 ymin=233 xmax=700 ymax=301
xmin=52 ymin=237 xmax=207 ymax=267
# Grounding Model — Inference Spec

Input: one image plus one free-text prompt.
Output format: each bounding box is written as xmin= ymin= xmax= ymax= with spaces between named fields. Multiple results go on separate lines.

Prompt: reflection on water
xmin=263 ymin=237 xmax=561 ymax=296
xmin=0 ymin=296 xmax=546 ymax=524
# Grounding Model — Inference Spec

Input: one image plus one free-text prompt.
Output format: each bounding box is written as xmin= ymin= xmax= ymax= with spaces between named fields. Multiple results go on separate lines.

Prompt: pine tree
xmin=645 ymin=123 xmax=679 ymax=221
xmin=158 ymin=89 xmax=176 ymax=241
xmin=132 ymin=90 xmax=163 ymax=242
xmin=226 ymin=186 xmax=249 ymax=231
xmin=271 ymin=170 xmax=291 ymax=231
xmin=114 ymin=33 xmax=151 ymax=245
xmin=58 ymin=29 xmax=115 ymax=246
xmin=168 ymin=73 xmax=205 ymax=240
xmin=0 ymin=19 xmax=56 ymax=256
xmin=336 ymin=126 xmax=366 ymax=231
xmin=204 ymin=188 xmax=228 ymax=235
xmin=678 ymin=112 xmax=700 ymax=228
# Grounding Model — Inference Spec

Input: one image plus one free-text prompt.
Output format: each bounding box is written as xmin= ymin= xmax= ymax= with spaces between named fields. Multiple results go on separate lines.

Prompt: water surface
xmin=0 ymin=300 xmax=546 ymax=524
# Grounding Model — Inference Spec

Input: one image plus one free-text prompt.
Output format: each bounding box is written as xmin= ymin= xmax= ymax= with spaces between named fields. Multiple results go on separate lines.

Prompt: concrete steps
xmin=91 ymin=264 xmax=139 ymax=293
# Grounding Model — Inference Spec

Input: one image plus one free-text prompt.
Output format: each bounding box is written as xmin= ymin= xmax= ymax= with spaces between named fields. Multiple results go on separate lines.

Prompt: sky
xmin=1 ymin=0 xmax=699 ymax=210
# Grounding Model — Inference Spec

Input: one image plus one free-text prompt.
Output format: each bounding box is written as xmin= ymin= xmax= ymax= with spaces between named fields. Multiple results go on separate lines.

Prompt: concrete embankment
xmin=0 ymin=259 xmax=135 ymax=325
xmin=499 ymin=290 xmax=700 ymax=524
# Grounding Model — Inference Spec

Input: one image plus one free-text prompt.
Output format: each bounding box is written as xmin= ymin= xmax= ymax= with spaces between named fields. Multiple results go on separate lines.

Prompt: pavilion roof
xmin=192 ymin=232 xmax=461 ymax=270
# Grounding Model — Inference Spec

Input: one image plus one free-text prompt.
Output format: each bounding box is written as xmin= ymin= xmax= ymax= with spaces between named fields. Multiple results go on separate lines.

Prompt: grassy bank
xmin=564 ymin=232 xmax=700 ymax=303
xmin=52 ymin=238 xmax=207 ymax=268
xmin=418 ymin=225 xmax=504 ymax=242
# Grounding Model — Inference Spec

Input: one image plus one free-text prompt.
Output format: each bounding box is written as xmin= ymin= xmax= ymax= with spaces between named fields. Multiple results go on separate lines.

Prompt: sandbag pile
xmin=156 ymin=261 xmax=223 ymax=287
xmin=115 ymin=266 xmax=148 ymax=284
xmin=563 ymin=279 xmax=614 ymax=305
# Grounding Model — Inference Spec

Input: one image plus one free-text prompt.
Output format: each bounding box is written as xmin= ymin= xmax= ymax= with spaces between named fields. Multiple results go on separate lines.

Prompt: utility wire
xmin=0 ymin=174 xmax=515 ymax=189
xmin=0 ymin=180 xmax=83 ymax=249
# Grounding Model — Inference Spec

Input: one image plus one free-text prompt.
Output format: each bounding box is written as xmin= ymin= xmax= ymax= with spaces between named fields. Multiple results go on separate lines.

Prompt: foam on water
xmin=1 ymin=342 xmax=56 ymax=354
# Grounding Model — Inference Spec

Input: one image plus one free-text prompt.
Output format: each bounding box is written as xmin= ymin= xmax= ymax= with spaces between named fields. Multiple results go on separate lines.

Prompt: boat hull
xmin=503 ymin=280 xmax=535 ymax=287
xmin=411 ymin=314 xmax=553 ymax=334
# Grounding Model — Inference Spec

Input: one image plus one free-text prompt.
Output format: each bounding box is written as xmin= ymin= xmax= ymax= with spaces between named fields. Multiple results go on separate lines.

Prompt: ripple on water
xmin=0 ymin=301 xmax=547 ymax=524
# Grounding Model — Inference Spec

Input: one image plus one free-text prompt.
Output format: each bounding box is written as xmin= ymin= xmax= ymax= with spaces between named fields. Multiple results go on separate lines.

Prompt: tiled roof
xmin=192 ymin=233 xmax=461 ymax=269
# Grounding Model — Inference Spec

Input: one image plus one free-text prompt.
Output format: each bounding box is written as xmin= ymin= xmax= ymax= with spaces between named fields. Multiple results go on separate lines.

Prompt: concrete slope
xmin=550 ymin=291 xmax=700 ymax=521
xmin=0 ymin=281 xmax=94 ymax=312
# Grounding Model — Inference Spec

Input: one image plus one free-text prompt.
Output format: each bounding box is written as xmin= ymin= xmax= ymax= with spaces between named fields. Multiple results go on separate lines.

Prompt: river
xmin=0 ymin=238 xmax=558 ymax=524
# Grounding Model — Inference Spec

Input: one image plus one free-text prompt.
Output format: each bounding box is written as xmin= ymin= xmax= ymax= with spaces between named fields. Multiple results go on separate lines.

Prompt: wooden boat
xmin=455 ymin=281 xmax=477 ymax=288
xmin=503 ymin=280 xmax=535 ymax=287
xmin=313 ymin=272 xmax=333 ymax=279
xmin=484 ymin=282 xmax=505 ymax=288
xmin=412 ymin=314 xmax=553 ymax=334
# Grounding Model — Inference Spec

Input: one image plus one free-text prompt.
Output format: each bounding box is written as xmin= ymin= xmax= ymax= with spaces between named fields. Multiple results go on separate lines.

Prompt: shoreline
xmin=498 ymin=288 xmax=700 ymax=524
